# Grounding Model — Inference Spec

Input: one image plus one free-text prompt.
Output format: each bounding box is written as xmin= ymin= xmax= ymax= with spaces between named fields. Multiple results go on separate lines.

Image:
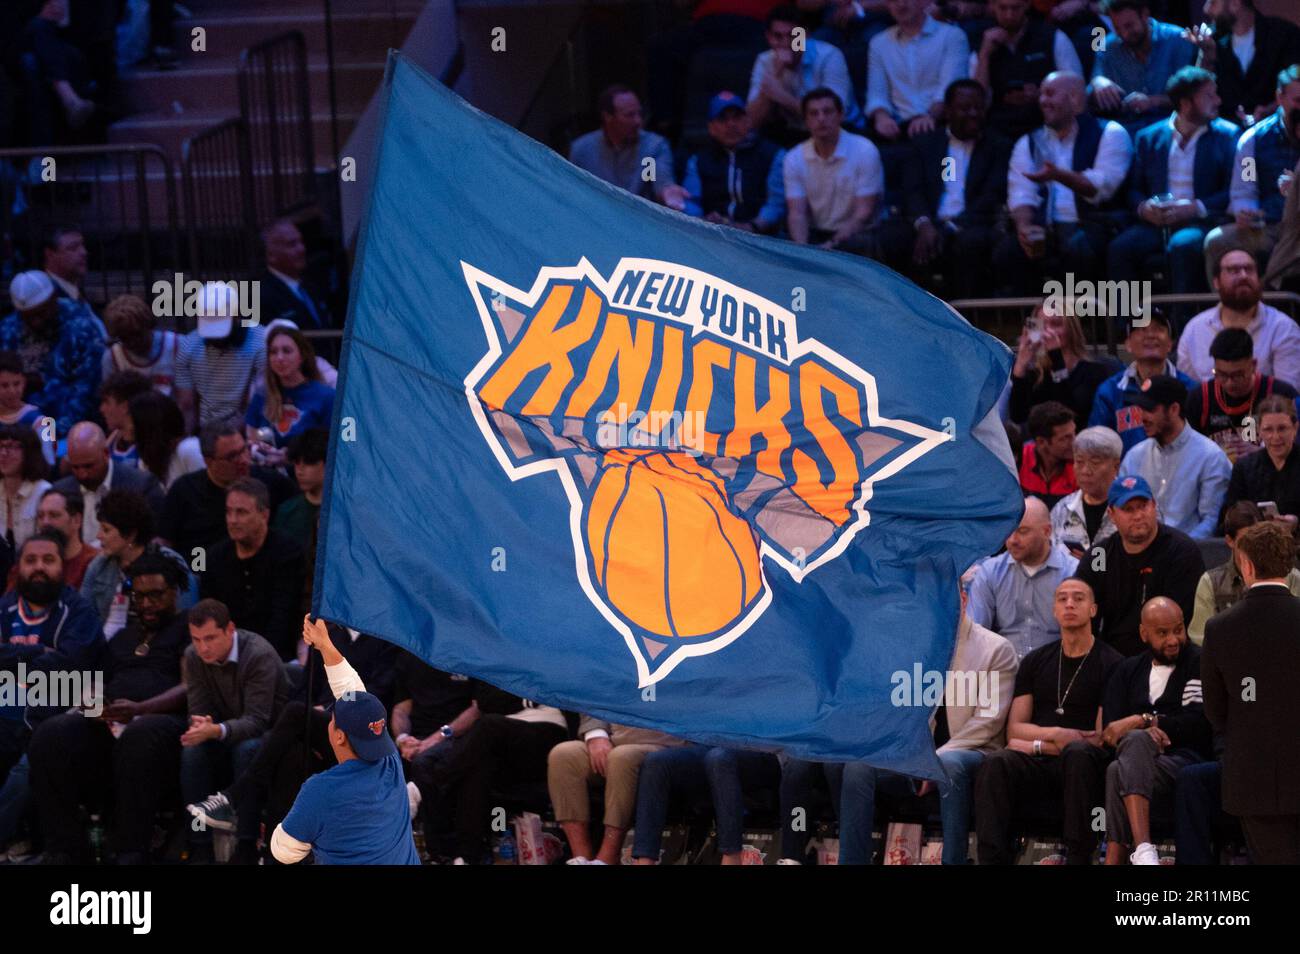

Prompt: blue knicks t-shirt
xmin=280 ymin=752 xmax=420 ymax=865
xmin=245 ymin=380 xmax=335 ymax=447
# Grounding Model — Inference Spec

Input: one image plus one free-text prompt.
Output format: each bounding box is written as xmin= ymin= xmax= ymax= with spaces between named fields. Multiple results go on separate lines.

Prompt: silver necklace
xmin=1056 ymin=640 xmax=1093 ymax=715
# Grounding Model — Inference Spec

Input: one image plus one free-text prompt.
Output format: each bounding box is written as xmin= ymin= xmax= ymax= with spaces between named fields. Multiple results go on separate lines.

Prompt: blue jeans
xmin=632 ymin=745 xmax=777 ymax=860
xmin=1108 ymin=221 xmax=1212 ymax=295
xmin=1175 ymin=760 xmax=1222 ymax=865
xmin=833 ymin=748 xmax=986 ymax=865
xmin=181 ymin=736 xmax=263 ymax=844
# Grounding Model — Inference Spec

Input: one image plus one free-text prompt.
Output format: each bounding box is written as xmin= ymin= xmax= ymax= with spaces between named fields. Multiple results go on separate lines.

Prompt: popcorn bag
xmin=882 ymin=822 xmax=923 ymax=865
xmin=512 ymin=812 xmax=548 ymax=865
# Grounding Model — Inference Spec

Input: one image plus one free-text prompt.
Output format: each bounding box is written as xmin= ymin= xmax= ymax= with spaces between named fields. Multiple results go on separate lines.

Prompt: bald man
xmin=967 ymin=496 xmax=1080 ymax=659
xmin=994 ymin=70 xmax=1133 ymax=294
xmin=1100 ymin=597 xmax=1212 ymax=865
xmin=52 ymin=422 xmax=165 ymax=544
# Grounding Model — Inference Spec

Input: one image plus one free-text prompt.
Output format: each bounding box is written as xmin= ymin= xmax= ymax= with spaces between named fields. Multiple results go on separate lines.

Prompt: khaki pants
xmin=547 ymin=741 xmax=663 ymax=829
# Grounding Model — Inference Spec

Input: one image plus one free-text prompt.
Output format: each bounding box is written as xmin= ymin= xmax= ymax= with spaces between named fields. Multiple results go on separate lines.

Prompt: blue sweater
xmin=1088 ymin=360 xmax=1194 ymax=454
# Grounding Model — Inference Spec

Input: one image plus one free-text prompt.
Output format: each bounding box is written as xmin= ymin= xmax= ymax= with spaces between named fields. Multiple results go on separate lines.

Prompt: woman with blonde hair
xmin=1009 ymin=298 xmax=1119 ymax=425
xmin=245 ymin=325 xmax=334 ymax=466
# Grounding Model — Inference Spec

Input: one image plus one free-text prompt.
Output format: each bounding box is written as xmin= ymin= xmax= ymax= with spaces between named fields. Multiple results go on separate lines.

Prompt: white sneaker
xmin=407 ymin=781 xmax=422 ymax=821
xmin=1131 ymin=843 xmax=1160 ymax=865
xmin=775 ymin=858 xmax=802 ymax=865
xmin=452 ymin=857 xmax=467 ymax=865
xmin=587 ymin=859 xmax=608 ymax=865
xmin=565 ymin=856 xmax=590 ymax=865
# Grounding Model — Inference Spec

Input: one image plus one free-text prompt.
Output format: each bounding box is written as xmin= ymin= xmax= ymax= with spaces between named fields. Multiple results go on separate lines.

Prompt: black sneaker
xmin=186 ymin=792 xmax=236 ymax=832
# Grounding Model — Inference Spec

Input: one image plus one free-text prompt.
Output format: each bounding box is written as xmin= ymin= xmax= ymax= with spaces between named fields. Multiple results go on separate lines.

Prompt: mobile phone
xmin=1259 ymin=501 xmax=1281 ymax=520
xmin=1026 ymin=313 xmax=1043 ymax=344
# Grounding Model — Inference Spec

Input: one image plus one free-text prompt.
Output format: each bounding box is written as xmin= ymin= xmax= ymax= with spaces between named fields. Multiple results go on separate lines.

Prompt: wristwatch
xmin=439 ymin=724 xmax=454 ymax=739
xmin=1141 ymin=712 xmax=1154 ymax=728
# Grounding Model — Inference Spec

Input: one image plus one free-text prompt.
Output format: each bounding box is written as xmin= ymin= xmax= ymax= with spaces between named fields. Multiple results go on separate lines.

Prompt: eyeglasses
xmin=1213 ymin=368 xmax=1253 ymax=383
xmin=0 ymin=443 xmax=22 ymax=454
xmin=130 ymin=588 xmax=170 ymax=604
xmin=213 ymin=444 xmax=249 ymax=463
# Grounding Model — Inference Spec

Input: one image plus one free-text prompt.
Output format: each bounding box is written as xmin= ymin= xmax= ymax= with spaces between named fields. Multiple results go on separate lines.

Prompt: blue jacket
xmin=1125 ymin=116 xmax=1240 ymax=220
xmin=0 ymin=300 xmax=105 ymax=438
xmin=1089 ymin=360 xmax=1195 ymax=454
xmin=0 ymin=585 xmax=103 ymax=726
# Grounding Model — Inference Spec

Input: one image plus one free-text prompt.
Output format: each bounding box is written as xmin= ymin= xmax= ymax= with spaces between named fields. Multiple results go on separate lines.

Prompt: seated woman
xmin=1008 ymin=301 xmax=1119 ymax=427
xmin=245 ymin=326 xmax=334 ymax=468
xmin=128 ymin=390 xmax=204 ymax=490
xmin=1222 ymin=394 xmax=1300 ymax=524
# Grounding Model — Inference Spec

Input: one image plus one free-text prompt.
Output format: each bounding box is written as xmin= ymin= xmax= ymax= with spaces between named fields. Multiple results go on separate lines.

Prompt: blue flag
xmin=315 ymin=54 xmax=1021 ymax=777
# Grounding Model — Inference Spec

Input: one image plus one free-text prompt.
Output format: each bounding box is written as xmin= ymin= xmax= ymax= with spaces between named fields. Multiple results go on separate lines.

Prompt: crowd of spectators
xmin=1 ymin=0 xmax=1298 ymax=868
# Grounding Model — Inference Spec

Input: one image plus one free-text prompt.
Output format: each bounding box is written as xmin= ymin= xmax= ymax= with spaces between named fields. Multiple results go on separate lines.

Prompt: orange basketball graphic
xmin=585 ymin=448 xmax=762 ymax=638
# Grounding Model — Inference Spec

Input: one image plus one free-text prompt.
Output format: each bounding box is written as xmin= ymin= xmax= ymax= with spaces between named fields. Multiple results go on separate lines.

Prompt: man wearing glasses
xmin=158 ymin=418 xmax=294 ymax=564
xmin=1184 ymin=327 xmax=1300 ymax=463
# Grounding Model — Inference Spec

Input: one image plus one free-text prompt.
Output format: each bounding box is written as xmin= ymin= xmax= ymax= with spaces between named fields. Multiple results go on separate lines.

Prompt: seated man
xmin=1107 ymin=67 xmax=1239 ymax=295
xmin=968 ymin=496 xmax=1078 ymax=659
xmin=52 ymin=421 xmax=164 ymax=545
xmin=1185 ymin=328 xmax=1299 ymax=463
xmin=1177 ymin=248 xmax=1300 ymax=387
xmin=1118 ymin=375 xmax=1231 ymax=540
xmin=200 ymin=477 xmax=304 ymax=661
xmin=42 ymin=226 xmax=105 ymax=339
xmin=1051 ymin=425 xmax=1121 ymax=559
xmin=1189 ymin=501 xmax=1300 ymax=644
xmin=902 ymin=78 xmax=1013 ymax=297
xmin=391 ymin=650 xmax=475 ymax=864
xmin=568 ymin=85 xmax=688 ymax=210
xmin=682 ymin=91 xmax=786 ymax=235
xmin=0 ymin=271 xmax=104 ymax=440
xmin=421 ymin=679 xmax=569 ymax=865
xmin=973 ymin=0 xmax=1083 ymax=141
xmin=180 ymin=598 xmax=291 ymax=864
xmin=548 ymin=717 xmax=685 ymax=865
xmin=1074 ymin=475 xmax=1204 ymax=656
xmin=1 ymin=488 xmax=96 ymax=592
xmin=28 ymin=552 xmax=188 ymax=864
xmin=258 ymin=220 xmax=332 ymax=331
xmin=1101 ymin=597 xmax=1212 ymax=864
xmin=186 ymin=618 xmax=399 ymax=855
xmin=1202 ymin=66 xmax=1300 ymax=278
xmin=782 ymin=583 xmax=1017 ymax=865
xmin=994 ymin=71 xmax=1133 ymax=294
xmin=160 ymin=418 xmax=295 ymax=562
xmin=1088 ymin=0 xmax=1196 ymax=135
xmin=1089 ymin=311 xmax=1193 ymax=455
xmin=270 ymin=617 xmax=419 ymax=866
xmin=784 ymin=87 xmax=892 ymax=257
xmin=1019 ymin=400 xmax=1076 ymax=509
xmin=974 ymin=578 xmax=1123 ymax=864
xmin=631 ymin=743 xmax=780 ymax=864
xmin=747 ymin=5 xmax=862 ymax=146
xmin=1190 ymin=0 xmax=1300 ymax=126
xmin=865 ymin=0 xmax=969 ymax=146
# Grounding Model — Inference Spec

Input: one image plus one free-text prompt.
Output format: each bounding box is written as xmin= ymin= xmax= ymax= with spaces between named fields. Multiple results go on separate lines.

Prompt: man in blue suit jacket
xmin=1108 ymin=67 xmax=1239 ymax=294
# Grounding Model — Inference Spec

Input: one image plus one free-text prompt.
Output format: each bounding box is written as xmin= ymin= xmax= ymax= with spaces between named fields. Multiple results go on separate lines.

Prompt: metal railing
xmin=0 ymin=144 xmax=179 ymax=309
xmin=238 ymin=31 xmax=317 ymax=224
xmin=949 ymin=292 xmax=1300 ymax=356
xmin=181 ymin=118 xmax=259 ymax=282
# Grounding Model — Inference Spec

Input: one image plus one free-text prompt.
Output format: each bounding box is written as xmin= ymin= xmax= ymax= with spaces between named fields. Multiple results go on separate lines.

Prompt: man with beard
xmin=1184 ymin=328 xmax=1299 ymax=463
xmin=1177 ymin=247 xmax=1300 ymax=386
xmin=1186 ymin=0 xmax=1300 ymax=127
xmin=0 ymin=530 xmax=101 ymax=853
xmin=27 ymin=552 xmax=189 ymax=864
xmin=1108 ymin=68 xmax=1239 ymax=296
xmin=1088 ymin=0 xmax=1196 ymax=135
xmin=1202 ymin=66 xmax=1300 ymax=279
xmin=1074 ymin=475 xmax=1204 ymax=656
xmin=1101 ymin=597 xmax=1212 ymax=864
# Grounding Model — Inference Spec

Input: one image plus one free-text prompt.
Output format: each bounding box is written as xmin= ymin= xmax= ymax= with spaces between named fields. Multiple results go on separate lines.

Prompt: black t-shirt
xmin=392 ymin=650 xmax=473 ymax=738
xmin=1014 ymin=637 xmax=1124 ymax=730
xmin=104 ymin=615 xmax=188 ymax=702
xmin=1082 ymin=498 xmax=1107 ymax=543
xmin=160 ymin=466 xmax=295 ymax=559
xmin=469 ymin=678 xmax=538 ymax=718
xmin=1185 ymin=375 xmax=1297 ymax=457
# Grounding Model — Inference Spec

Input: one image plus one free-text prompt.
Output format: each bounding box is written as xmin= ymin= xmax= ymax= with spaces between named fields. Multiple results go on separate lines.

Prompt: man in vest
xmin=994 ymin=71 xmax=1133 ymax=294
xmin=1188 ymin=500 xmax=1300 ymax=644
xmin=680 ymin=91 xmax=786 ymax=235
xmin=1203 ymin=65 xmax=1300 ymax=281
xmin=973 ymin=0 xmax=1083 ymax=142
xmin=1108 ymin=67 xmax=1240 ymax=296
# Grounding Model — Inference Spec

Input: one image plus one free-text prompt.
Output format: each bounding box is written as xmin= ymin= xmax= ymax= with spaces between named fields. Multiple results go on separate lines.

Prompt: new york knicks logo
xmin=462 ymin=258 xmax=949 ymax=686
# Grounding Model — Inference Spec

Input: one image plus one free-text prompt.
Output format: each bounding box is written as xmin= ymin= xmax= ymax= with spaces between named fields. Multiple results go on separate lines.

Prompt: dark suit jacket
xmin=902 ymin=127 xmax=1013 ymax=229
xmin=1202 ymin=585 xmax=1300 ymax=816
xmin=258 ymin=270 xmax=331 ymax=331
xmin=54 ymin=462 xmax=165 ymax=528
xmin=1124 ymin=117 xmax=1240 ymax=219
xmin=1213 ymin=16 xmax=1300 ymax=121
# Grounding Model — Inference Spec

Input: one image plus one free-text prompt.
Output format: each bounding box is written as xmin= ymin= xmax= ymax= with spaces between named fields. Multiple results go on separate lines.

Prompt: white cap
xmin=9 ymin=271 xmax=55 ymax=311
xmin=196 ymin=281 xmax=237 ymax=338
xmin=266 ymin=317 xmax=300 ymax=334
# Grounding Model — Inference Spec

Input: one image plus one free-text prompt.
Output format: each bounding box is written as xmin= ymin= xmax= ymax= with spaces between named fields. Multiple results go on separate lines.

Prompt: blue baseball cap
xmin=708 ymin=91 xmax=746 ymax=120
xmin=332 ymin=691 xmax=397 ymax=762
xmin=1108 ymin=474 xmax=1154 ymax=508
